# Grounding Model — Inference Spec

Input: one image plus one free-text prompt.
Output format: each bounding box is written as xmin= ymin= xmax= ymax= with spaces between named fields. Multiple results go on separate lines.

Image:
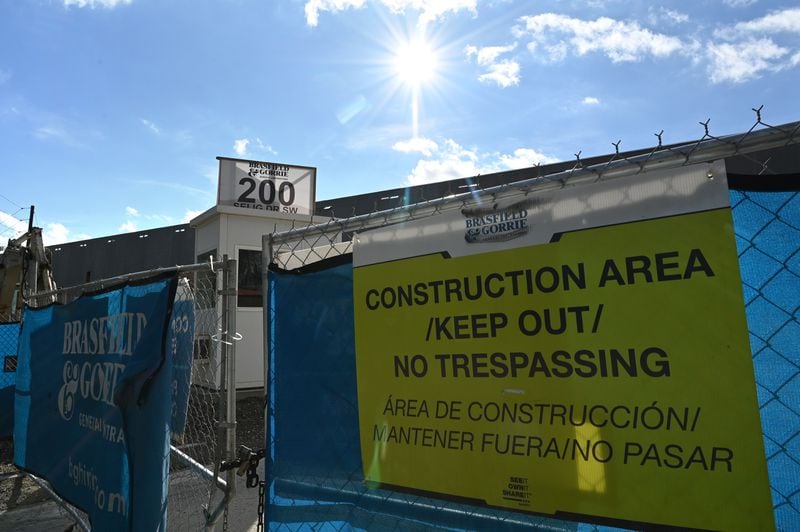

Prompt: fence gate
xmin=0 ymin=258 xmax=239 ymax=531
xmin=262 ymin=117 xmax=799 ymax=530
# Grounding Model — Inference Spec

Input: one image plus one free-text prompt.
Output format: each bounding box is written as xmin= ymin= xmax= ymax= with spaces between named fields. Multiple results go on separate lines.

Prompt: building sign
xmin=352 ymin=161 xmax=774 ymax=530
xmin=217 ymin=156 xmax=316 ymax=217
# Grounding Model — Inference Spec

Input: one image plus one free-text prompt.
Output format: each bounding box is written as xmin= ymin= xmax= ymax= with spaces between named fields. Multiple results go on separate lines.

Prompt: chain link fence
xmin=264 ymin=114 xmax=799 ymax=530
xmin=0 ymin=259 xmax=238 ymax=531
xmin=733 ymin=187 xmax=800 ymax=527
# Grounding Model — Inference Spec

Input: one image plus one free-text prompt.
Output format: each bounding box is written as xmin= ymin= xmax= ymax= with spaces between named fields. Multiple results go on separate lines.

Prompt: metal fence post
xmin=261 ymin=233 xmax=273 ymax=526
xmin=223 ymin=257 xmax=237 ymax=499
xmin=205 ymin=256 xmax=238 ymax=530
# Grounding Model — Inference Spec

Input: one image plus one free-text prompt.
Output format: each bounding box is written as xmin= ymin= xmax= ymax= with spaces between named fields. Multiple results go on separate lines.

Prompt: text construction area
xmin=353 ymin=163 xmax=773 ymax=531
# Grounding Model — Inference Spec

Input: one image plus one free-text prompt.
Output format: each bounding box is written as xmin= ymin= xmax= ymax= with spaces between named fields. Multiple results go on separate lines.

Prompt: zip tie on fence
xmin=211 ymin=329 xmax=243 ymax=345
xmin=759 ymin=156 xmax=772 ymax=176
xmin=209 ymin=254 xmax=215 ymax=273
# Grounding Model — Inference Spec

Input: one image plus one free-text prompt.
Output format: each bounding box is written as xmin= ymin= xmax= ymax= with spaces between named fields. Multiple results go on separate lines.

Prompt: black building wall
xmin=49 ymin=224 xmax=194 ymax=288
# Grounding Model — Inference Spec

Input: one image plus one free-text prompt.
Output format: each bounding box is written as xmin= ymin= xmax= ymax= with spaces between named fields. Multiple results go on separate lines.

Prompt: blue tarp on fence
xmin=267 ymin=187 xmax=799 ymax=531
xmin=0 ymin=322 xmax=19 ymax=439
xmin=14 ymin=275 xmax=177 ymax=532
xmin=168 ymin=279 xmax=195 ymax=438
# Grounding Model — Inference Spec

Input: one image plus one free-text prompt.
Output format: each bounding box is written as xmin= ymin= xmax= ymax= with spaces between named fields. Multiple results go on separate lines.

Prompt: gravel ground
xmin=0 ymin=394 xmax=266 ymax=514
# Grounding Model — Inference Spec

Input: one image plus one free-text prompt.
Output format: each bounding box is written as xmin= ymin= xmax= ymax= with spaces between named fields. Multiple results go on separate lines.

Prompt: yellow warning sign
xmin=354 ymin=196 xmax=773 ymax=530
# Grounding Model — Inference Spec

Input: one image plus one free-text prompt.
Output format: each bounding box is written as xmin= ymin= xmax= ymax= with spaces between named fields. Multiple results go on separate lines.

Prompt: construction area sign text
xmin=352 ymin=161 xmax=773 ymax=531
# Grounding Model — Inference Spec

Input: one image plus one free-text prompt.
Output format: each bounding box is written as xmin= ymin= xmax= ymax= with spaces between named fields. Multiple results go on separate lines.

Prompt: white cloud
xmin=33 ymin=123 xmax=96 ymax=148
xmin=407 ymin=139 xmax=480 ymax=185
xmin=393 ymin=137 xmax=438 ymax=156
xmin=305 ymin=0 xmax=476 ymax=27
xmin=34 ymin=125 xmax=68 ymax=141
xmin=0 ymin=211 xmax=26 ymax=239
xmin=497 ymin=148 xmax=559 ymax=169
xmin=140 ymin=118 xmax=160 ymax=135
xmin=648 ymin=7 xmax=689 ymax=25
xmin=477 ymin=60 xmax=520 ymax=87
xmin=465 ymin=43 xmax=517 ymax=65
xmin=233 ymin=138 xmax=249 ymax=157
xmin=252 ymin=137 xmax=277 ymax=156
xmin=144 ymin=213 xmax=174 ymax=224
xmin=182 ymin=210 xmax=203 ymax=223
xmin=515 ymin=14 xmax=685 ymax=63
xmin=42 ymin=223 xmax=71 ymax=246
xmin=705 ymin=9 xmax=800 ymax=82
xmin=582 ymin=96 xmax=601 ymax=105
xmin=404 ymin=139 xmax=557 ymax=186
xmin=465 ymin=44 xmax=520 ymax=87
xmin=118 ymin=220 xmax=138 ymax=233
xmin=723 ymin=0 xmax=758 ymax=7
xmin=232 ymin=137 xmax=277 ymax=158
xmin=0 ymin=69 xmax=11 ymax=86
xmin=725 ymin=8 xmax=800 ymax=35
xmin=63 ymin=0 xmax=132 ymax=8
xmin=305 ymin=0 xmax=366 ymax=27
xmin=122 ymin=207 xmax=173 ymax=225
xmin=707 ymin=38 xmax=788 ymax=83
xmin=384 ymin=0 xmax=477 ymax=27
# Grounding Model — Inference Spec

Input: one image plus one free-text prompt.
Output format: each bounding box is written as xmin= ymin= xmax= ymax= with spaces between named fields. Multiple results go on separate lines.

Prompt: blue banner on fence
xmin=267 ymin=258 xmax=573 ymax=530
xmin=14 ymin=275 xmax=177 ymax=532
xmin=0 ymin=322 xmax=19 ymax=439
xmin=268 ymin=260 xmax=360 ymax=482
xmin=169 ymin=278 xmax=194 ymax=438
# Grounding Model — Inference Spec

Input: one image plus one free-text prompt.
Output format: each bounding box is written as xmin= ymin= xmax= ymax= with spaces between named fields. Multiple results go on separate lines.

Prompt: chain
xmin=222 ymin=505 xmax=229 ymax=532
xmin=217 ymin=445 xmax=267 ymax=530
xmin=256 ymin=480 xmax=265 ymax=532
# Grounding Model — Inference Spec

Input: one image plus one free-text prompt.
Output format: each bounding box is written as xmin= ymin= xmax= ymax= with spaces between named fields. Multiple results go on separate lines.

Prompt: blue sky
xmin=0 ymin=0 xmax=798 ymax=245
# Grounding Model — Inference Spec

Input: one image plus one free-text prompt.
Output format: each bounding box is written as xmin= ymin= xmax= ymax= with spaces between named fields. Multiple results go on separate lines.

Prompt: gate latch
xmin=220 ymin=445 xmax=267 ymax=488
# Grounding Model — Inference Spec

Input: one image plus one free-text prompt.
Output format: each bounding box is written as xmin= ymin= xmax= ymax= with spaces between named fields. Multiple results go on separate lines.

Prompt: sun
xmin=394 ymin=40 xmax=438 ymax=86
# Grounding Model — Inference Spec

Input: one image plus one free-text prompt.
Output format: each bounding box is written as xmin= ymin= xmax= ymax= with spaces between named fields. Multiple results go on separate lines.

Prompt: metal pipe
xmin=274 ymin=478 xmax=563 ymax=532
xmin=170 ymin=444 xmax=227 ymax=492
xmin=204 ymin=256 xmax=238 ymax=530
xmin=32 ymin=260 xmax=225 ymax=300
xmin=203 ymin=489 xmax=233 ymax=529
xmin=26 ymin=473 xmax=91 ymax=532
xmin=223 ymin=257 xmax=237 ymax=502
xmin=205 ymin=255 xmax=232 ymax=529
xmin=261 ymin=232 xmax=274 ymax=526
xmin=0 ymin=471 xmax=24 ymax=482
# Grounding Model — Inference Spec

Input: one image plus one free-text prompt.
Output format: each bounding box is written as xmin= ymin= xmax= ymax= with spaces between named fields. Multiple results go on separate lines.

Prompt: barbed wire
xmin=270 ymin=106 xmax=799 ymax=255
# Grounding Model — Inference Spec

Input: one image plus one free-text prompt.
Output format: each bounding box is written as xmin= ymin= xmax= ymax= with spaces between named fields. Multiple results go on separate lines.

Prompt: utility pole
xmin=27 ymin=205 xmax=35 ymax=233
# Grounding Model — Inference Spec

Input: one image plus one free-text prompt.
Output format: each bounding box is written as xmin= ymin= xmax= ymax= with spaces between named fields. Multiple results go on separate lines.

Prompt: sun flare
xmin=394 ymin=40 xmax=437 ymax=86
